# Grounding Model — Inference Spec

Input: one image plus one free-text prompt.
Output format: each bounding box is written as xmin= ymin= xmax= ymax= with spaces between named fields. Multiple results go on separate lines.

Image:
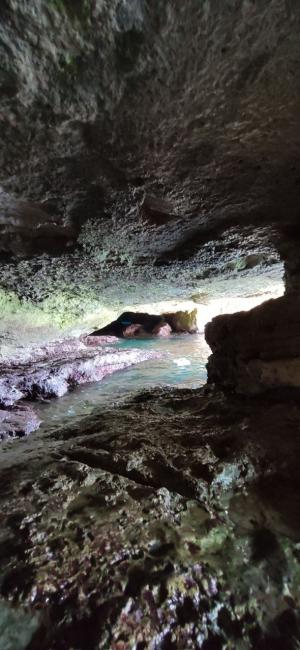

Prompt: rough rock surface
xmin=0 ymin=337 xmax=159 ymax=406
xmin=0 ymin=0 xmax=297 ymax=336
xmin=164 ymin=309 xmax=198 ymax=334
xmin=206 ymin=293 xmax=300 ymax=393
xmin=1 ymin=0 xmax=300 ymax=253
xmin=91 ymin=310 xmax=197 ymax=339
xmin=91 ymin=312 xmax=165 ymax=338
xmin=152 ymin=322 xmax=172 ymax=337
xmin=0 ymin=337 xmax=160 ymax=439
xmin=1 ymin=386 xmax=300 ymax=648
xmin=1 ymin=2 xmax=300 ymax=647
xmin=0 ymin=405 xmax=41 ymax=440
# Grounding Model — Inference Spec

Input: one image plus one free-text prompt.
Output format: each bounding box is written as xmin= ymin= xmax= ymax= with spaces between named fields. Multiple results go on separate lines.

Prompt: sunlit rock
xmin=164 ymin=309 xmax=198 ymax=333
xmin=0 ymin=338 xmax=160 ymax=407
xmin=152 ymin=322 xmax=172 ymax=337
xmin=123 ymin=323 xmax=146 ymax=337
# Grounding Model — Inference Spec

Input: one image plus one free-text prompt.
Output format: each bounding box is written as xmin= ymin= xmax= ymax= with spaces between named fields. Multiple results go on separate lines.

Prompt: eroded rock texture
xmin=206 ymin=293 xmax=300 ymax=393
xmin=91 ymin=309 xmax=197 ymax=338
xmin=0 ymin=0 xmax=299 ymax=326
xmin=0 ymin=337 xmax=159 ymax=439
xmin=2 ymin=0 xmax=300 ymax=245
xmin=1 ymin=387 xmax=300 ymax=649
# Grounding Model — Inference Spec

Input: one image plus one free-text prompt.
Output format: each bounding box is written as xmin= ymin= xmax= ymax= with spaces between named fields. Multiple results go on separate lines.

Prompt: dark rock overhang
xmin=1 ymin=0 xmax=300 ymax=263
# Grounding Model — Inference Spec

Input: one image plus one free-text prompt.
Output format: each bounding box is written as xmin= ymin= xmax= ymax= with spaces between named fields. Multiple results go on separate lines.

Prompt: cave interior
xmin=1 ymin=2 xmax=300 ymax=649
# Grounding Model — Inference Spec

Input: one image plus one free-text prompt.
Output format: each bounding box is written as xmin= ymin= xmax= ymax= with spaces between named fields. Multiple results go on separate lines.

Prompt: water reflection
xmin=34 ymin=334 xmax=210 ymax=432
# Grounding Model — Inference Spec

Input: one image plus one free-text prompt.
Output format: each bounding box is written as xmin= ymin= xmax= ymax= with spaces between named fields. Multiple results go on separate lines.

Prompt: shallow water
xmin=34 ymin=333 xmax=210 ymax=432
xmin=2 ymin=320 xmax=300 ymax=648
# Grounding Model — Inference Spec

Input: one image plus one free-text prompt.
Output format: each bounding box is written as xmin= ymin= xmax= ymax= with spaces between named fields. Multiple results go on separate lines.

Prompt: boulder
xmin=90 ymin=310 xmax=197 ymax=339
xmin=90 ymin=312 xmax=165 ymax=338
xmin=205 ymin=294 xmax=300 ymax=394
xmin=123 ymin=324 xmax=145 ymax=337
xmin=163 ymin=309 xmax=198 ymax=334
xmin=152 ymin=323 xmax=172 ymax=337
xmin=0 ymin=405 xmax=41 ymax=439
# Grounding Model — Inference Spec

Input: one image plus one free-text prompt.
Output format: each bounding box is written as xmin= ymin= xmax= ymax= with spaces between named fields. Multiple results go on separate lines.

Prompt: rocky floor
xmin=1 ymin=385 xmax=300 ymax=649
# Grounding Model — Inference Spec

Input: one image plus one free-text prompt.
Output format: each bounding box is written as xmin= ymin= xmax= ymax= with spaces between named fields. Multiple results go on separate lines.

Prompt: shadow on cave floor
xmin=0 ymin=384 xmax=300 ymax=649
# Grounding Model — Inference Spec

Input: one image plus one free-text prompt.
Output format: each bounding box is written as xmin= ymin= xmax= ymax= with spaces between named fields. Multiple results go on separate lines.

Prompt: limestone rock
xmin=123 ymin=323 xmax=145 ymax=337
xmin=164 ymin=309 xmax=198 ymax=333
xmin=82 ymin=335 xmax=119 ymax=346
xmin=91 ymin=312 xmax=165 ymax=338
xmin=0 ymin=404 xmax=41 ymax=439
xmin=1 ymin=0 xmax=300 ymax=283
xmin=205 ymin=294 xmax=300 ymax=393
xmin=91 ymin=310 xmax=197 ymax=338
xmin=0 ymin=338 xmax=160 ymax=407
xmin=152 ymin=322 xmax=172 ymax=337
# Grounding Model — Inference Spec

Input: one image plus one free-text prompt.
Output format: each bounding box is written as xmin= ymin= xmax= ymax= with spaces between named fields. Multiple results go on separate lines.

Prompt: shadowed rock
xmin=1 ymin=0 xmax=300 ymax=268
xmin=91 ymin=312 xmax=167 ymax=338
xmin=91 ymin=310 xmax=197 ymax=338
xmin=206 ymin=294 xmax=300 ymax=393
xmin=0 ymin=190 xmax=75 ymax=255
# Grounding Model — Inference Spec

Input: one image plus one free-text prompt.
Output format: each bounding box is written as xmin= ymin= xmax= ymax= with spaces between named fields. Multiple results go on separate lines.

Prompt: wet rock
xmin=91 ymin=310 xmax=197 ymax=339
xmin=152 ymin=322 xmax=172 ymax=337
xmin=206 ymin=294 xmax=300 ymax=393
xmin=0 ymin=338 xmax=159 ymax=408
xmin=1 ymin=1 xmax=300 ymax=646
xmin=91 ymin=311 xmax=165 ymax=338
xmin=0 ymin=405 xmax=41 ymax=439
xmin=82 ymin=335 xmax=119 ymax=346
xmin=123 ymin=323 xmax=145 ymax=337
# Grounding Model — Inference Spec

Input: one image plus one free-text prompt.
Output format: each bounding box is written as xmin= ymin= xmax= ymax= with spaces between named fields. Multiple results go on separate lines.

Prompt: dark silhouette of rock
xmin=90 ymin=310 xmax=197 ymax=338
xmin=90 ymin=312 xmax=166 ymax=338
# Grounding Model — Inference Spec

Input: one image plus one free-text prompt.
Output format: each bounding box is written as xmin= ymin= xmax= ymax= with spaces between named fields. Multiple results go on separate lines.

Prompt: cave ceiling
xmin=0 ymin=0 xmax=299 ymax=333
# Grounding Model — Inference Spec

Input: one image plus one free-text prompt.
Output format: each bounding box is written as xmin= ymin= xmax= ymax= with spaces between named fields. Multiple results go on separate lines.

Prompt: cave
xmin=1 ymin=1 xmax=300 ymax=649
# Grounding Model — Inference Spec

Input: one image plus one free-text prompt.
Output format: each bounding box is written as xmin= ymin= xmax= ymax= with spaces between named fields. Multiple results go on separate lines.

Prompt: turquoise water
xmin=35 ymin=334 xmax=209 ymax=432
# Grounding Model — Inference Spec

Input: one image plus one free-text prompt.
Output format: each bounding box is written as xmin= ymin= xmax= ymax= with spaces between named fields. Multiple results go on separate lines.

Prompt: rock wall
xmin=1 ymin=0 xmax=300 ymax=261
xmin=205 ymin=293 xmax=300 ymax=393
xmin=1 ymin=0 xmax=298 ymax=342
